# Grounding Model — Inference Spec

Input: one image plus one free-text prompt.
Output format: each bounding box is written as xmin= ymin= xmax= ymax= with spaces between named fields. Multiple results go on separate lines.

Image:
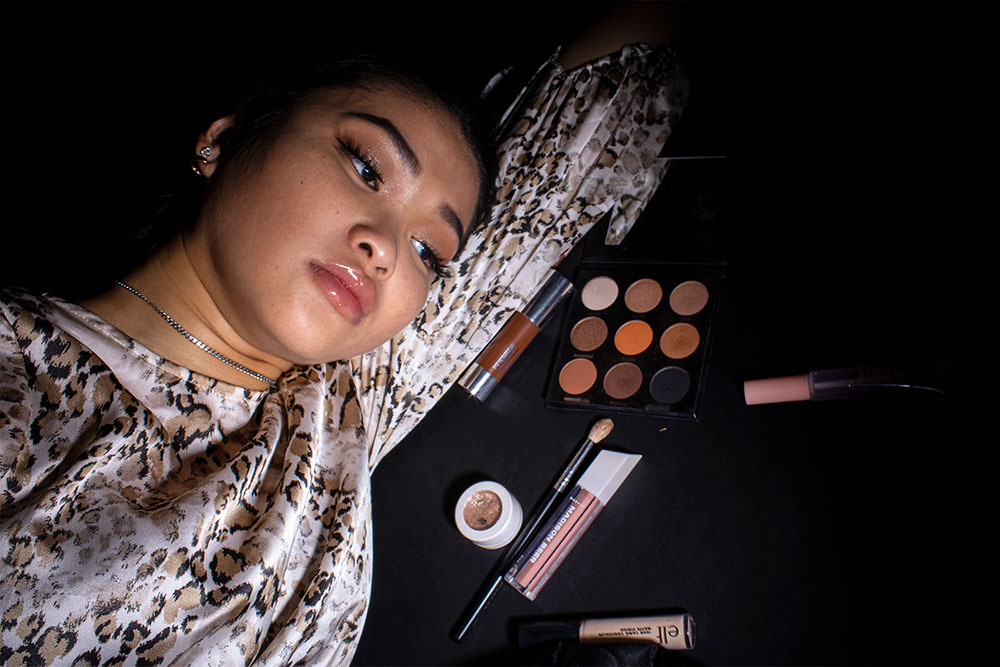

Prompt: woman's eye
xmin=410 ymin=238 xmax=450 ymax=279
xmin=339 ymin=140 xmax=382 ymax=190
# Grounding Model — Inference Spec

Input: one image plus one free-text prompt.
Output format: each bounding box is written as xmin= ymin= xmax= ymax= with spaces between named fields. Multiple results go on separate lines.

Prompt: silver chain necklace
xmin=116 ymin=281 xmax=276 ymax=387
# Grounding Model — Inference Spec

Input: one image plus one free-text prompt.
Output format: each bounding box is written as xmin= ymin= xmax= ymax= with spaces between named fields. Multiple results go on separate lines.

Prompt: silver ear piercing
xmin=191 ymin=146 xmax=212 ymax=177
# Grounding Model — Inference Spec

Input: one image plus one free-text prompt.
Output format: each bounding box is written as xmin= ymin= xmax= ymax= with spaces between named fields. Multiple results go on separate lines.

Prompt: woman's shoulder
xmin=1 ymin=286 xmax=57 ymax=348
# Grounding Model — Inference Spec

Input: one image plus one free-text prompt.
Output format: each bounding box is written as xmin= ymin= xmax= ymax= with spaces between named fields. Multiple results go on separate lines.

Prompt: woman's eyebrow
xmin=344 ymin=111 xmax=420 ymax=174
xmin=438 ymin=204 xmax=465 ymax=246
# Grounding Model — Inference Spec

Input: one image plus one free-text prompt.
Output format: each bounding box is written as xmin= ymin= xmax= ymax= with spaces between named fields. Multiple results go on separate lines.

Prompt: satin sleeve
xmin=350 ymin=44 xmax=689 ymax=470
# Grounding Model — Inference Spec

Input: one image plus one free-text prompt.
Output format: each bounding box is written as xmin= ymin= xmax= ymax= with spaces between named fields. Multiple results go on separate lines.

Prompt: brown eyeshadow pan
xmin=669 ymin=280 xmax=709 ymax=316
xmin=624 ymin=278 xmax=662 ymax=313
xmin=660 ymin=322 xmax=700 ymax=359
xmin=570 ymin=317 xmax=608 ymax=352
xmin=603 ymin=362 xmax=644 ymax=399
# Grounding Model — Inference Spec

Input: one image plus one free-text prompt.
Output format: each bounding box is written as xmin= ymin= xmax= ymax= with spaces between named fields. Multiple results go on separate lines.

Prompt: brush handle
xmin=450 ymin=439 xmax=596 ymax=642
xmin=450 ymin=482 xmax=566 ymax=642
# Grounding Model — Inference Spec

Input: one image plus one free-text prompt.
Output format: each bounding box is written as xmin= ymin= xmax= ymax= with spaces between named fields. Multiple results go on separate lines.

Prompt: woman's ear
xmin=192 ymin=116 xmax=235 ymax=178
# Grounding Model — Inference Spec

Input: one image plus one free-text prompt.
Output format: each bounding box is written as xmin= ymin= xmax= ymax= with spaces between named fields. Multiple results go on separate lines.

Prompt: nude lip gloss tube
xmin=743 ymin=360 xmax=950 ymax=405
xmin=504 ymin=450 xmax=641 ymax=600
xmin=458 ymin=271 xmax=574 ymax=401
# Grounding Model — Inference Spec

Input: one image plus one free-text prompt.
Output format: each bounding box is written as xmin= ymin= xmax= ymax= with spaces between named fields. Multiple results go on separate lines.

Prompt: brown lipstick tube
xmin=459 ymin=272 xmax=574 ymax=401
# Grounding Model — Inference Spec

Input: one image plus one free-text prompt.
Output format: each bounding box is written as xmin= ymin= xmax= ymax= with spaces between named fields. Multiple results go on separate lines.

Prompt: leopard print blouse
xmin=0 ymin=44 xmax=687 ymax=666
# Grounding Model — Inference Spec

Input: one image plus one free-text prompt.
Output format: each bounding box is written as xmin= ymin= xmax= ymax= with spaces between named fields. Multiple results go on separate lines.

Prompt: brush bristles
xmin=588 ymin=418 xmax=614 ymax=444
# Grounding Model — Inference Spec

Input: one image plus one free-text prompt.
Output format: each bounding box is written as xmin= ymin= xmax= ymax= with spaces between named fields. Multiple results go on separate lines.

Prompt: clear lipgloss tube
xmin=458 ymin=272 xmax=573 ymax=401
xmin=504 ymin=450 xmax=641 ymax=600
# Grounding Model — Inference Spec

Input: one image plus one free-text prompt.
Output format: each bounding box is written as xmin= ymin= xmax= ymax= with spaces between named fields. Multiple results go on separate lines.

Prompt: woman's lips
xmin=310 ymin=262 xmax=375 ymax=325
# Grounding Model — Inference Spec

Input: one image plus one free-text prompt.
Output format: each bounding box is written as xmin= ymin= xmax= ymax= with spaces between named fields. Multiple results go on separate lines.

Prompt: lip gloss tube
xmin=458 ymin=272 xmax=574 ymax=401
xmin=504 ymin=450 xmax=641 ymax=600
xmin=743 ymin=360 xmax=950 ymax=405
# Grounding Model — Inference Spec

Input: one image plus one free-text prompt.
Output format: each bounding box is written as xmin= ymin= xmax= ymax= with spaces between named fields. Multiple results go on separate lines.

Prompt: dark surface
xmin=355 ymin=4 xmax=1000 ymax=666
xmin=2 ymin=2 xmax=998 ymax=665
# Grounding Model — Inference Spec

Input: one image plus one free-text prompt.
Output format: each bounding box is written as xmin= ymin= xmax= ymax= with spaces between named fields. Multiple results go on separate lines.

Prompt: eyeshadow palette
xmin=545 ymin=263 xmax=724 ymax=419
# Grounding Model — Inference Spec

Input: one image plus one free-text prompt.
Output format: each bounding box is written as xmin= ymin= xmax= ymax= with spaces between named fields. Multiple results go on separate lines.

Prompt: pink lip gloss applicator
xmin=743 ymin=362 xmax=949 ymax=405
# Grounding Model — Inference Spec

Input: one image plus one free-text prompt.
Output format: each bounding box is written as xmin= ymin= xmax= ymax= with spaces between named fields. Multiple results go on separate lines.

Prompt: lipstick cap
xmin=524 ymin=272 xmax=574 ymax=327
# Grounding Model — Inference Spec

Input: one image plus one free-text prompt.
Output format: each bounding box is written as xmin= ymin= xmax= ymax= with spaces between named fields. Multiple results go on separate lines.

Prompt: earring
xmin=190 ymin=146 xmax=212 ymax=177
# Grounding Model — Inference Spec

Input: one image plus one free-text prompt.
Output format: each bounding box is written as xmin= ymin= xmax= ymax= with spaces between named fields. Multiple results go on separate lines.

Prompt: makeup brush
xmin=450 ymin=418 xmax=614 ymax=642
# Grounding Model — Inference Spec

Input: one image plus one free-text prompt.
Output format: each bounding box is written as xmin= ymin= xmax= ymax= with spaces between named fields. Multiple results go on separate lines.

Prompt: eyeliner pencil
xmin=450 ymin=418 xmax=615 ymax=642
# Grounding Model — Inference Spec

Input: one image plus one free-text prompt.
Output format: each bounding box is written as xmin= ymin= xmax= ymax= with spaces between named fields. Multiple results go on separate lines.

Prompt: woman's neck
xmin=80 ymin=234 xmax=292 ymax=390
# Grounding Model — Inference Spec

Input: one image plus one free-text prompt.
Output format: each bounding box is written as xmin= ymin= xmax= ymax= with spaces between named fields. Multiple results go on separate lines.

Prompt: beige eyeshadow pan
xmin=580 ymin=276 xmax=619 ymax=311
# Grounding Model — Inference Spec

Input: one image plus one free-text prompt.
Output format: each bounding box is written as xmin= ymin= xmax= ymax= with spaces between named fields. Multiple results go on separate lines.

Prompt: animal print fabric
xmin=0 ymin=44 xmax=687 ymax=666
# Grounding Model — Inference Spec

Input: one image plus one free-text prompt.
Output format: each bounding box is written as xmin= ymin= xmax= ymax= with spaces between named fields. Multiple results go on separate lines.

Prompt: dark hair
xmin=122 ymin=55 xmax=498 ymax=280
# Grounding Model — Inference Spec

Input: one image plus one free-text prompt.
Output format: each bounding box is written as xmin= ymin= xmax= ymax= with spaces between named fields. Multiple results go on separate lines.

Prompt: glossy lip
xmin=309 ymin=261 xmax=375 ymax=325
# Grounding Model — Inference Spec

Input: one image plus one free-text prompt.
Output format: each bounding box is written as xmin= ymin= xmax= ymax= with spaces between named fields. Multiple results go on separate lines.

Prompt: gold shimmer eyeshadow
xmin=463 ymin=490 xmax=502 ymax=530
xmin=624 ymin=278 xmax=662 ymax=313
xmin=559 ymin=358 xmax=598 ymax=395
xmin=614 ymin=320 xmax=653 ymax=356
xmin=570 ymin=317 xmax=608 ymax=352
xmin=604 ymin=362 xmax=643 ymax=399
xmin=669 ymin=280 xmax=709 ymax=316
xmin=660 ymin=322 xmax=700 ymax=359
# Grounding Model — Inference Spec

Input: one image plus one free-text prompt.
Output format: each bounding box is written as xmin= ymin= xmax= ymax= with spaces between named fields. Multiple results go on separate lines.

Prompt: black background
xmin=2 ymin=1 xmax=998 ymax=665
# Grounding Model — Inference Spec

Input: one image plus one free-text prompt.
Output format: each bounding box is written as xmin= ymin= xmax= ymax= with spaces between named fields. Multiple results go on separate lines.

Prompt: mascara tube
xmin=458 ymin=272 xmax=573 ymax=401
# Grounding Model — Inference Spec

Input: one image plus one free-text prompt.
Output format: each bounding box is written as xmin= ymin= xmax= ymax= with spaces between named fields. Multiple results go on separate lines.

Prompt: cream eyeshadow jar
xmin=454 ymin=481 xmax=523 ymax=549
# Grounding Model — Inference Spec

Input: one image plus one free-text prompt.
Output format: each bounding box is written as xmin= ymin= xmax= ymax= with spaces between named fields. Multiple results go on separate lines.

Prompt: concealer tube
xmin=458 ymin=272 xmax=574 ymax=401
xmin=518 ymin=613 xmax=696 ymax=651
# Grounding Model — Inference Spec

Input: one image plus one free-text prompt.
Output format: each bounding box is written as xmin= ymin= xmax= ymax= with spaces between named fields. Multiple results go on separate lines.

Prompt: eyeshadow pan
xmin=649 ymin=366 xmax=691 ymax=404
xmin=669 ymin=280 xmax=709 ymax=316
xmin=559 ymin=358 xmax=598 ymax=395
xmin=624 ymin=278 xmax=663 ymax=313
xmin=570 ymin=317 xmax=608 ymax=352
xmin=580 ymin=276 xmax=619 ymax=311
xmin=660 ymin=322 xmax=700 ymax=359
xmin=614 ymin=320 xmax=653 ymax=356
xmin=603 ymin=362 xmax=643 ymax=399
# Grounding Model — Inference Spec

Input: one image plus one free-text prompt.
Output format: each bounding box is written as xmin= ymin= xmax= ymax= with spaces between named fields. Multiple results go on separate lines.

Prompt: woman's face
xmin=189 ymin=85 xmax=480 ymax=365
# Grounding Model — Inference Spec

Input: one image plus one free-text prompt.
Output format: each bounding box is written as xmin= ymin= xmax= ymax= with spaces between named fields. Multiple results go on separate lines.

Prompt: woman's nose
xmin=348 ymin=224 xmax=397 ymax=280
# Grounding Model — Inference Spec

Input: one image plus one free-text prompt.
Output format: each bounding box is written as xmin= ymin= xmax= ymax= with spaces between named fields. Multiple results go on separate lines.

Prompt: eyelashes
xmin=411 ymin=238 xmax=451 ymax=279
xmin=338 ymin=138 xmax=383 ymax=190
